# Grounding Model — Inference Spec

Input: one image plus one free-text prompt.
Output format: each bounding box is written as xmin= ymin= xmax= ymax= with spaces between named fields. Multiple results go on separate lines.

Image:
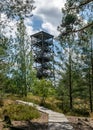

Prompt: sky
xmin=25 ymin=0 xmax=66 ymax=37
xmin=1 ymin=0 xmax=66 ymax=38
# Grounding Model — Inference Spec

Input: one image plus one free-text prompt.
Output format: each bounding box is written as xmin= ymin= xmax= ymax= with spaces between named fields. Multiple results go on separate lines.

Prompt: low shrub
xmin=56 ymin=102 xmax=70 ymax=113
xmin=42 ymin=102 xmax=61 ymax=113
xmin=1 ymin=103 xmax=40 ymax=121
xmin=72 ymin=108 xmax=90 ymax=117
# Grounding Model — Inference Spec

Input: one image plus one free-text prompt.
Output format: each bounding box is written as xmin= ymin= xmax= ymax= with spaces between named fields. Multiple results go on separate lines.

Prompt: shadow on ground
xmin=10 ymin=121 xmax=48 ymax=130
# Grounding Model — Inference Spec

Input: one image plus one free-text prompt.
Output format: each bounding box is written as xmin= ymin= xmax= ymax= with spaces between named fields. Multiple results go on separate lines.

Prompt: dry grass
xmin=90 ymin=113 xmax=93 ymax=118
xmin=0 ymin=99 xmax=40 ymax=121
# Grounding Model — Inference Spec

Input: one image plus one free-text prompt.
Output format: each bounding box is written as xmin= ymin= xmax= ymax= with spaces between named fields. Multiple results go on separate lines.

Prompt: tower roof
xmin=31 ymin=31 xmax=54 ymax=40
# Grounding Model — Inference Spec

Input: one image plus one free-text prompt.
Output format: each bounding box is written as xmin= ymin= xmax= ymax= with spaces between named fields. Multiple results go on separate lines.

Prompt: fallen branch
xmin=78 ymin=118 xmax=93 ymax=129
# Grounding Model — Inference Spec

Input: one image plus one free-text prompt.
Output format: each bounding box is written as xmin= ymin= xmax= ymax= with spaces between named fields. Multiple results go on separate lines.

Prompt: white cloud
xmin=24 ymin=17 xmax=41 ymax=36
xmin=42 ymin=22 xmax=59 ymax=36
xmin=33 ymin=0 xmax=66 ymax=36
xmin=1 ymin=0 xmax=66 ymax=37
xmin=25 ymin=24 xmax=38 ymax=36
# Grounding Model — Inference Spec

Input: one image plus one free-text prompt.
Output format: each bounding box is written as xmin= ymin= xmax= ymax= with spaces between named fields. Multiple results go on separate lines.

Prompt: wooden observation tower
xmin=31 ymin=31 xmax=55 ymax=82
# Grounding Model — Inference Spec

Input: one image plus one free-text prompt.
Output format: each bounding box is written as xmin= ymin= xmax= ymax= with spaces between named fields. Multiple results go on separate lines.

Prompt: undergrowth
xmin=2 ymin=93 xmax=92 ymax=117
xmin=0 ymin=103 xmax=40 ymax=121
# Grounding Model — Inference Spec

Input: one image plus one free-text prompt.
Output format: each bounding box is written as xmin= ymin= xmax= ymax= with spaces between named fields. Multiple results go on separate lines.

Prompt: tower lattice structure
xmin=31 ymin=31 xmax=55 ymax=81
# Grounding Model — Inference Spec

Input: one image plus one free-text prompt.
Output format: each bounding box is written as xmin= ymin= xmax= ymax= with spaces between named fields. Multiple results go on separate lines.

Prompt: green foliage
xmin=72 ymin=108 xmax=90 ymax=117
xmin=43 ymin=102 xmax=61 ymax=113
xmin=1 ymin=0 xmax=35 ymax=19
xmin=1 ymin=0 xmax=35 ymax=97
xmin=32 ymin=79 xmax=54 ymax=105
xmin=5 ymin=18 xmax=35 ymax=96
xmin=64 ymin=14 xmax=77 ymax=25
xmin=20 ymin=94 xmax=62 ymax=113
xmin=0 ymin=36 xmax=9 ymax=94
xmin=57 ymin=0 xmax=93 ymax=112
xmin=0 ymin=104 xmax=40 ymax=121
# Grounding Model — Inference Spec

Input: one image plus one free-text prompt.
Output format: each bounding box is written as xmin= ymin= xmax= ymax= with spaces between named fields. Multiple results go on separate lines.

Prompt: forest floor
xmin=0 ymin=99 xmax=93 ymax=130
xmin=67 ymin=116 xmax=93 ymax=130
xmin=0 ymin=112 xmax=93 ymax=130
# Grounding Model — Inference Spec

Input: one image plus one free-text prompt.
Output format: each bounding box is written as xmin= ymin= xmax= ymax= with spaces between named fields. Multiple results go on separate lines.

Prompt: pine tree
xmin=0 ymin=0 xmax=35 ymax=96
xmin=0 ymin=35 xmax=9 ymax=95
xmin=57 ymin=0 xmax=93 ymax=111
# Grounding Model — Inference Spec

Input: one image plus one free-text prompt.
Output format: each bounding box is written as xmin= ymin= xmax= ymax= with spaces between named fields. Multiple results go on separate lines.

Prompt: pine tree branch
xmin=62 ymin=22 xmax=93 ymax=35
xmin=69 ymin=0 xmax=93 ymax=10
xmin=79 ymin=0 xmax=93 ymax=7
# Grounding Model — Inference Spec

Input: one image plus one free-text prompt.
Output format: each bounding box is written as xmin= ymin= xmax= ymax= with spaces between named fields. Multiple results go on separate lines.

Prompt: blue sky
xmin=1 ymin=0 xmax=66 ymax=38
xmin=25 ymin=0 xmax=66 ymax=37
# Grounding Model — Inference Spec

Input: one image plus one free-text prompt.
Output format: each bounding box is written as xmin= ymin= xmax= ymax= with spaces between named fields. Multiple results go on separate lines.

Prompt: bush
xmin=32 ymin=79 xmax=53 ymax=105
xmin=1 ymin=104 xmax=40 ymax=120
xmin=72 ymin=108 xmax=89 ymax=117
xmin=42 ymin=102 xmax=61 ymax=113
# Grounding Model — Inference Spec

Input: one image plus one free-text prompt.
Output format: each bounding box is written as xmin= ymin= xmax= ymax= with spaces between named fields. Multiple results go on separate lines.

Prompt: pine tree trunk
xmin=90 ymin=38 xmax=93 ymax=112
xmin=89 ymin=68 xmax=92 ymax=112
xmin=91 ymin=38 xmax=93 ymax=90
xmin=69 ymin=51 xmax=73 ymax=110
